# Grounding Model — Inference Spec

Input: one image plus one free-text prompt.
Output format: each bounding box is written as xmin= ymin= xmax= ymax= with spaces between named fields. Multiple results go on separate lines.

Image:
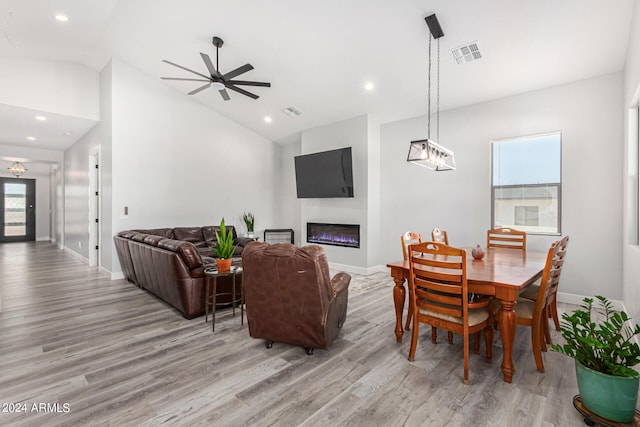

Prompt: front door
xmin=0 ymin=178 xmax=36 ymax=242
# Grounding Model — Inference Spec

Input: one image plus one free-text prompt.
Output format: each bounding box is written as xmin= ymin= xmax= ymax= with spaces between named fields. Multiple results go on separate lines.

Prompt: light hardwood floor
xmin=0 ymin=242 xmax=588 ymax=426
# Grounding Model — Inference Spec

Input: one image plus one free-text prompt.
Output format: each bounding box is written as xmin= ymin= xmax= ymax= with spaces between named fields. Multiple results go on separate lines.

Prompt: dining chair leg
xmin=431 ymin=327 xmax=437 ymax=344
xmin=540 ymin=312 xmax=550 ymax=351
xmin=484 ymin=325 xmax=493 ymax=361
xmin=550 ymin=300 xmax=560 ymax=331
xmin=408 ymin=319 xmax=419 ymax=362
xmin=473 ymin=332 xmax=480 ymax=354
xmin=463 ymin=333 xmax=469 ymax=385
xmin=448 ymin=331 xmax=454 ymax=345
xmin=405 ymin=298 xmax=414 ymax=331
xmin=531 ymin=321 xmax=545 ymax=373
xmin=543 ymin=310 xmax=552 ymax=347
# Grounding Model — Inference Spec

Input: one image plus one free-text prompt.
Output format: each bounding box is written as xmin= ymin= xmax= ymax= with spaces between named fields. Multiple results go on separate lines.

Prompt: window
xmin=492 ymin=133 xmax=561 ymax=235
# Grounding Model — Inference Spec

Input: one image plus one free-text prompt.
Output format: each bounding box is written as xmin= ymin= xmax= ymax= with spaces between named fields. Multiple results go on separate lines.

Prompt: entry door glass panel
xmin=0 ymin=178 xmax=35 ymax=242
xmin=4 ymin=183 xmax=27 ymax=237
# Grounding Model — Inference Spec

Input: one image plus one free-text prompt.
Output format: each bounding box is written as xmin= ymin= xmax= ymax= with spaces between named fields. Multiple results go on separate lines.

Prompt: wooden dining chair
xmin=407 ymin=242 xmax=493 ymax=384
xmin=519 ymin=235 xmax=570 ymax=332
xmin=487 ymin=227 xmax=526 ymax=251
xmin=431 ymin=228 xmax=449 ymax=245
xmin=401 ymin=231 xmax=422 ymax=261
xmin=493 ymin=236 xmax=569 ymax=373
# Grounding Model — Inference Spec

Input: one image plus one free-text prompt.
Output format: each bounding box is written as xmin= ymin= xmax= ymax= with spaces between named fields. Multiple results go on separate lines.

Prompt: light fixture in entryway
xmin=8 ymin=162 xmax=28 ymax=177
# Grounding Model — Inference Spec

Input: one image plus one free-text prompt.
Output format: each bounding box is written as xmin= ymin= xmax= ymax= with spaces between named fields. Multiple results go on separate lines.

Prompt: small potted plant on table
xmin=552 ymin=295 xmax=640 ymax=423
xmin=213 ymin=218 xmax=237 ymax=272
xmin=242 ymin=212 xmax=255 ymax=238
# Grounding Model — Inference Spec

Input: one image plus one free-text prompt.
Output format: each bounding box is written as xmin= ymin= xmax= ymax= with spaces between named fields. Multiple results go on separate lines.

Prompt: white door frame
xmin=88 ymin=147 xmax=101 ymax=267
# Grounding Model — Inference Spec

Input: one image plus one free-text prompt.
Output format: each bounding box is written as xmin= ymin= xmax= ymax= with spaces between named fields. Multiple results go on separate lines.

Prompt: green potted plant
xmin=551 ymin=295 xmax=640 ymax=422
xmin=213 ymin=218 xmax=237 ymax=272
xmin=242 ymin=212 xmax=255 ymax=237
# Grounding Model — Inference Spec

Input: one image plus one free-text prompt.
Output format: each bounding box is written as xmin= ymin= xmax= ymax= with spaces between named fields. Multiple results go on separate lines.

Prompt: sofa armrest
xmin=330 ymin=272 xmax=351 ymax=298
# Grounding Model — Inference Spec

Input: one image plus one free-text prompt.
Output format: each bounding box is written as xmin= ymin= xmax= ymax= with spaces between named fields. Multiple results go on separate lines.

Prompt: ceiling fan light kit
xmin=407 ymin=13 xmax=456 ymax=171
xmin=161 ymin=36 xmax=271 ymax=101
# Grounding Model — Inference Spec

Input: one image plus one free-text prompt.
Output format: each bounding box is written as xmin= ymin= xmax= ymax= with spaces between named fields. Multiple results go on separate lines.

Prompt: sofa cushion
xmin=142 ymin=235 xmax=166 ymax=246
xmin=134 ymin=228 xmax=175 ymax=239
xmin=157 ymin=239 xmax=202 ymax=269
xmin=203 ymin=225 xmax=238 ymax=246
xmin=202 ymin=226 xmax=217 ymax=246
xmin=174 ymin=227 xmax=206 ymax=248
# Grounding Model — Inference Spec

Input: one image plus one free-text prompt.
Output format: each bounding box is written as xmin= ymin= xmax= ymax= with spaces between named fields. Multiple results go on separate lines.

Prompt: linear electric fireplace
xmin=307 ymin=222 xmax=360 ymax=248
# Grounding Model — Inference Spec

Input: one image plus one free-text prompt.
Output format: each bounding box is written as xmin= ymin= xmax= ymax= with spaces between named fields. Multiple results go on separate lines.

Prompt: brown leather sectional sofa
xmin=114 ymin=226 xmax=252 ymax=319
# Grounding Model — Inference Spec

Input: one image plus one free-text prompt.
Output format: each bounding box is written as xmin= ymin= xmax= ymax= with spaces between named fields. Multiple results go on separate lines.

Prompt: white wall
xmin=0 ymin=57 xmax=99 ymax=121
xmin=297 ymin=115 xmax=370 ymax=269
xmin=64 ymin=59 xmax=279 ymax=276
xmin=623 ymin=1 xmax=640 ymax=322
xmin=106 ymin=59 xmax=277 ymax=276
xmin=275 ymin=134 xmax=302 ymax=243
xmin=381 ymin=73 xmax=623 ymax=301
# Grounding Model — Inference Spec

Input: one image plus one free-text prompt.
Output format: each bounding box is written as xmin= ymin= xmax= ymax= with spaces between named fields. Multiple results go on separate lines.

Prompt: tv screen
xmin=294 ymin=147 xmax=354 ymax=198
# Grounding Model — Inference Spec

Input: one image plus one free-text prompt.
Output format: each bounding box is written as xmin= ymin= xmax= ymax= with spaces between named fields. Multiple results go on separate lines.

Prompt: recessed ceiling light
xmin=55 ymin=14 xmax=69 ymax=22
xmin=35 ymin=115 xmax=47 ymax=121
xmin=26 ymin=136 xmax=36 ymax=141
xmin=64 ymin=132 xmax=72 ymax=136
xmin=264 ymin=116 xmax=272 ymax=123
xmin=364 ymin=82 xmax=375 ymax=91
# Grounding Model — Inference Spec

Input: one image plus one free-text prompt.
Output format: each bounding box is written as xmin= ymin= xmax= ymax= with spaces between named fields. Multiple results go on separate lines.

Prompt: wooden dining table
xmin=387 ymin=247 xmax=547 ymax=383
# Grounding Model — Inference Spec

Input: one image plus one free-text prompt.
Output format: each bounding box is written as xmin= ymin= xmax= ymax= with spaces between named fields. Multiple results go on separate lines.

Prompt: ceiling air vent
xmin=451 ymin=41 xmax=482 ymax=64
xmin=282 ymin=106 xmax=303 ymax=118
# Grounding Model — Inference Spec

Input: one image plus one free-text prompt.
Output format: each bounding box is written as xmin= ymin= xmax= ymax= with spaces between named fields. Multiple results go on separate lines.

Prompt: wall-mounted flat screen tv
xmin=294 ymin=147 xmax=354 ymax=198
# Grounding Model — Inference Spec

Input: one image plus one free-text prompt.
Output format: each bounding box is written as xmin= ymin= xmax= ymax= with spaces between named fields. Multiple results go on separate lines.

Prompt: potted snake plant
xmin=551 ymin=295 xmax=640 ymax=422
xmin=242 ymin=212 xmax=255 ymax=238
xmin=213 ymin=218 xmax=237 ymax=272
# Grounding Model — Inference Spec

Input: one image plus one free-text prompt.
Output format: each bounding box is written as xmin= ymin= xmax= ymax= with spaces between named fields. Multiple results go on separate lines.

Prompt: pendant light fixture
xmin=407 ymin=14 xmax=456 ymax=171
xmin=8 ymin=161 xmax=28 ymax=177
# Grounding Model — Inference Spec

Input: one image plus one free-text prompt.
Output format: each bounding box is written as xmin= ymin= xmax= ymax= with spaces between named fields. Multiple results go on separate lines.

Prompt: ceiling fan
xmin=161 ymin=36 xmax=271 ymax=101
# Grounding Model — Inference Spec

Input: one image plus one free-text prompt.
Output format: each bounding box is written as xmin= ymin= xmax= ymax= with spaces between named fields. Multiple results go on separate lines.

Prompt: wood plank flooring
xmin=0 ymin=242 xmax=589 ymax=426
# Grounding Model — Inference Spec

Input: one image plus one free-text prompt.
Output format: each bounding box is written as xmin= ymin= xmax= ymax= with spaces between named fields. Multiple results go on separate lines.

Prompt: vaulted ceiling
xmin=0 ymin=0 xmax=635 ymax=151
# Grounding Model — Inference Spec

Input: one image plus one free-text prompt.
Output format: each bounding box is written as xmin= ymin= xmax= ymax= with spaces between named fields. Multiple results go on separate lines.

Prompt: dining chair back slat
xmin=401 ymin=231 xmax=422 ymax=260
xmin=487 ymin=227 xmax=526 ymax=251
xmin=431 ymin=228 xmax=449 ymax=245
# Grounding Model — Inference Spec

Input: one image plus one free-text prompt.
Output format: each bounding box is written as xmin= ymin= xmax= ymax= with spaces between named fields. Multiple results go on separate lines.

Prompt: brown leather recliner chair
xmin=242 ymin=242 xmax=351 ymax=354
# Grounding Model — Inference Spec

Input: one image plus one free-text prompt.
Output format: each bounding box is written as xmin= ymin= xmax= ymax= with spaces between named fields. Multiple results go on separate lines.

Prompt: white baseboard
xmin=557 ymin=292 xmax=624 ymax=311
xmin=111 ymin=271 xmax=125 ymax=280
xmin=328 ymin=262 xmax=387 ymax=276
xmin=63 ymin=246 xmax=89 ymax=264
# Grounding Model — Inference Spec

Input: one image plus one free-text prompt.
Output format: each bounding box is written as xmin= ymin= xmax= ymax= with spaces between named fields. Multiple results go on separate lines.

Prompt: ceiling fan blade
xmin=225 ymin=84 xmax=259 ymax=99
xmin=200 ymin=52 xmax=221 ymax=78
xmin=219 ymin=88 xmax=230 ymax=101
xmin=188 ymin=83 xmax=211 ymax=95
xmin=227 ymin=80 xmax=271 ymax=87
xmin=223 ymin=64 xmax=254 ymax=80
xmin=162 ymin=60 xmax=210 ymax=80
xmin=161 ymin=77 xmax=210 ymax=82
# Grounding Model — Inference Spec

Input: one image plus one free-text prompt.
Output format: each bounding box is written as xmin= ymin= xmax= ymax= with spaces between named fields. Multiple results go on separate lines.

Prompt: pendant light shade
xmin=407 ymin=138 xmax=456 ymax=171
